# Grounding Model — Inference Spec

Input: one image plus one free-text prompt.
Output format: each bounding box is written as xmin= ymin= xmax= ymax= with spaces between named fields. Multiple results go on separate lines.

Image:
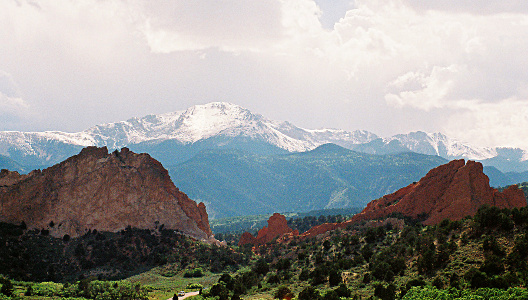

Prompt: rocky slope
xmin=346 ymin=159 xmax=526 ymax=226
xmin=239 ymin=213 xmax=298 ymax=246
xmin=0 ymin=147 xmax=212 ymax=240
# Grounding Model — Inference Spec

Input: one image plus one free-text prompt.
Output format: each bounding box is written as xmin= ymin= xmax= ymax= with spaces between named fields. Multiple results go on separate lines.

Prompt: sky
xmin=1 ymin=0 xmax=528 ymax=150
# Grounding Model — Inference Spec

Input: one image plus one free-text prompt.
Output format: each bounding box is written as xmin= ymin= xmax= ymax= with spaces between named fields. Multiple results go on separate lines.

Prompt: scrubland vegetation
xmin=3 ymin=204 xmax=528 ymax=299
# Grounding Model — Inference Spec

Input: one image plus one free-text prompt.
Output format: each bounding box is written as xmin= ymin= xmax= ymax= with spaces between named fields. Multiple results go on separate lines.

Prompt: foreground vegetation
xmin=0 ymin=223 xmax=248 ymax=282
xmin=3 ymin=202 xmax=528 ymax=299
xmin=198 ymin=205 xmax=528 ymax=299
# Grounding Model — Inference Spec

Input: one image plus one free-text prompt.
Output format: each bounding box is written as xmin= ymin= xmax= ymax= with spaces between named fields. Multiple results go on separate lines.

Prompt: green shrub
xmin=187 ymin=283 xmax=204 ymax=289
xmin=298 ymin=286 xmax=321 ymax=300
xmin=32 ymin=281 xmax=63 ymax=297
xmin=274 ymin=285 xmax=292 ymax=299
xmin=0 ymin=278 xmax=13 ymax=297
xmin=184 ymin=267 xmax=204 ymax=278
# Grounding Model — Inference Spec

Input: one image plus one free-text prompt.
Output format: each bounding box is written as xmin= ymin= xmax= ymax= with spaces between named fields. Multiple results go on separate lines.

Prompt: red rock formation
xmin=0 ymin=146 xmax=212 ymax=239
xmin=345 ymin=159 xmax=526 ymax=226
xmin=238 ymin=232 xmax=257 ymax=246
xmin=238 ymin=213 xmax=298 ymax=246
xmin=293 ymin=160 xmax=526 ymax=240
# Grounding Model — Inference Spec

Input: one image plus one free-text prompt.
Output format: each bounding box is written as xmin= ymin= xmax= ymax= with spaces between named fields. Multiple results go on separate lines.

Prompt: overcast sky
xmin=1 ymin=0 xmax=528 ymax=150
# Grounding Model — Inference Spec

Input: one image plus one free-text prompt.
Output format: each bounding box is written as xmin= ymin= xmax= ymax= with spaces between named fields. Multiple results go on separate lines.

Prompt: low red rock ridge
xmin=238 ymin=213 xmax=298 ymax=246
xmin=0 ymin=146 xmax=212 ymax=240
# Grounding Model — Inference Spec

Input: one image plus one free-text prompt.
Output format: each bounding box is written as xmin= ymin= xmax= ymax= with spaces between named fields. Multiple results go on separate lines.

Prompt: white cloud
xmin=0 ymin=94 xmax=29 ymax=114
xmin=1 ymin=0 xmax=528 ymax=150
xmin=0 ymin=70 xmax=30 ymax=124
xmin=385 ymin=65 xmax=462 ymax=111
xmin=403 ymin=0 xmax=528 ymax=14
xmin=129 ymin=0 xmax=286 ymax=53
xmin=444 ymin=98 xmax=528 ymax=151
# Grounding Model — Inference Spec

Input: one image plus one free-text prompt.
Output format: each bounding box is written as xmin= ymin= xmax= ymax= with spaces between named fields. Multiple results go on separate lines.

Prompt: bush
xmin=298 ymin=286 xmax=321 ymax=300
xmin=187 ymin=283 xmax=204 ymax=290
xmin=184 ymin=267 xmax=204 ymax=278
xmin=361 ymin=244 xmax=374 ymax=261
xmin=482 ymin=236 xmax=505 ymax=257
xmin=275 ymin=258 xmax=291 ymax=271
xmin=252 ymin=258 xmax=269 ymax=275
xmin=373 ymin=282 xmax=396 ymax=300
xmin=31 ymin=281 xmax=63 ymax=297
xmin=309 ymin=266 xmax=328 ymax=286
xmin=403 ymin=286 xmax=528 ymax=299
xmin=334 ymin=283 xmax=351 ymax=298
xmin=322 ymin=290 xmax=340 ymax=300
xmin=480 ymin=255 xmax=505 ymax=276
xmin=267 ymin=273 xmax=281 ymax=284
xmin=432 ymin=276 xmax=444 ymax=289
xmin=274 ymin=285 xmax=292 ymax=299
xmin=0 ymin=278 xmax=13 ymax=296
xmin=328 ymin=270 xmax=341 ymax=286
xmin=401 ymin=278 xmax=426 ymax=296
xmin=209 ymin=283 xmax=229 ymax=300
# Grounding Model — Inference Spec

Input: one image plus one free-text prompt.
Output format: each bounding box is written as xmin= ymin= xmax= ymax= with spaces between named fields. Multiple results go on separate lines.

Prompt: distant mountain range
xmin=1 ymin=102 xmax=527 ymax=173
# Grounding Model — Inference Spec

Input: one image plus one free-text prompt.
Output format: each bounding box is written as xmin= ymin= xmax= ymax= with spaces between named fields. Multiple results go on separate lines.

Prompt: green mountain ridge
xmin=167 ymin=145 xmax=448 ymax=219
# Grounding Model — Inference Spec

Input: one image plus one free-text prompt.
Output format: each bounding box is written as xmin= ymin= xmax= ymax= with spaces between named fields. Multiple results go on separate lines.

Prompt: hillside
xmin=226 ymin=206 xmax=528 ymax=299
xmin=0 ymin=154 xmax=25 ymax=173
xmin=167 ymin=145 xmax=447 ymax=219
xmin=0 ymin=223 xmax=246 ymax=283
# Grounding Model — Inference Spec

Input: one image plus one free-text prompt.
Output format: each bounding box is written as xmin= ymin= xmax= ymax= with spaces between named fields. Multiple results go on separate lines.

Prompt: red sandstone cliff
xmin=345 ymin=159 xmax=526 ymax=226
xmin=238 ymin=213 xmax=298 ymax=246
xmin=0 ymin=146 xmax=212 ymax=239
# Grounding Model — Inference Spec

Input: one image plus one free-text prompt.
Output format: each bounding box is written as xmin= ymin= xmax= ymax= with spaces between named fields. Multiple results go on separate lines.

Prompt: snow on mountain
xmin=0 ymin=102 xmax=378 ymax=162
xmin=84 ymin=102 xmax=381 ymax=152
xmin=0 ymin=131 xmax=94 ymax=158
xmin=0 ymin=102 xmax=525 ymax=171
xmin=385 ymin=131 xmax=498 ymax=161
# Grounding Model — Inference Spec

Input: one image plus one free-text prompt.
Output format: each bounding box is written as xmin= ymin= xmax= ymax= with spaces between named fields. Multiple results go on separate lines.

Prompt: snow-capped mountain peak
xmin=173 ymin=102 xmax=264 ymax=142
xmin=386 ymin=131 xmax=497 ymax=160
xmin=1 ymin=102 xmax=526 ymax=172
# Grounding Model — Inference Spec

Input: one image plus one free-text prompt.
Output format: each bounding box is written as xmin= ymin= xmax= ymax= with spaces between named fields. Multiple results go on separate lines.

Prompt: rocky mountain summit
xmin=0 ymin=147 xmax=212 ymax=240
xmin=346 ymin=160 xmax=526 ymax=225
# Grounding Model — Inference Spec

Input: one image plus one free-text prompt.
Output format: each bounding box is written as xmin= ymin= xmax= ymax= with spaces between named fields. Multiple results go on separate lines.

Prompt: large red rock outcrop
xmin=238 ymin=213 xmax=298 ymax=246
xmin=0 ymin=146 xmax=212 ymax=239
xmin=345 ymin=159 xmax=526 ymax=226
xmin=293 ymin=160 xmax=526 ymax=240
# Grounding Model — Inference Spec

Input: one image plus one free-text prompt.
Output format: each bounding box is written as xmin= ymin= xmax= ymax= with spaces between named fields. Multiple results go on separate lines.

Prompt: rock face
xmin=0 ymin=147 xmax=212 ymax=239
xmin=346 ymin=159 xmax=526 ymax=225
xmin=238 ymin=213 xmax=298 ymax=246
